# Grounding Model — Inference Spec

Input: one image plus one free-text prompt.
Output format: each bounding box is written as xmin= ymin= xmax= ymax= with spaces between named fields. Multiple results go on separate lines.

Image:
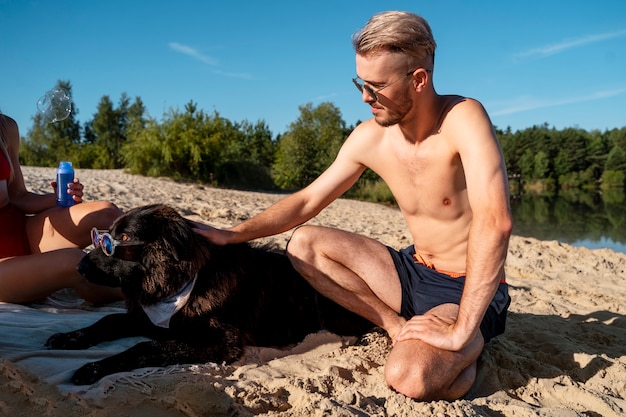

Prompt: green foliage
xmin=607 ymin=127 xmax=626 ymax=151
xmin=498 ymin=124 xmax=626 ymax=192
xmin=602 ymin=188 xmax=625 ymax=205
xmin=601 ymin=170 xmax=625 ymax=189
xmin=558 ymin=168 xmax=596 ymax=190
xmin=217 ymin=119 xmax=277 ymax=189
xmin=226 ymin=120 xmax=275 ymax=168
xmin=605 ymin=145 xmax=626 ymax=172
xmin=123 ymin=103 xmax=225 ymax=180
xmin=533 ymin=151 xmax=550 ymax=180
xmin=20 ymin=80 xmax=81 ymax=167
xmin=16 ymin=78 xmax=626 ymax=199
xmin=347 ymin=179 xmax=396 ymax=205
xmin=215 ymin=161 xmax=275 ymax=190
xmin=343 ymin=167 xmax=395 ymax=204
xmin=519 ymin=149 xmax=535 ymax=180
xmin=554 ymin=127 xmax=590 ymax=174
xmin=89 ymin=94 xmax=139 ymax=168
xmin=83 ymin=93 xmax=148 ymax=169
xmin=121 ymin=101 xmax=276 ymax=189
xmin=73 ymin=144 xmax=113 ymax=169
xmin=273 ymin=102 xmax=346 ymax=190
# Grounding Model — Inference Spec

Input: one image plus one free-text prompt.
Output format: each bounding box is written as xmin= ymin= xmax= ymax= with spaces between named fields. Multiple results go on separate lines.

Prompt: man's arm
xmin=195 ymin=133 xmax=368 ymax=245
xmin=395 ymin=99 xmax=512 ymax=350
xmin=453 ymin=100 xmax=512 ymax=347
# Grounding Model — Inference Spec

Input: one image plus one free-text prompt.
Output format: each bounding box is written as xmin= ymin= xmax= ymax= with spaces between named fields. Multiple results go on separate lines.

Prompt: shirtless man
xmin=195 ymin=10 xmax=512 ymax=401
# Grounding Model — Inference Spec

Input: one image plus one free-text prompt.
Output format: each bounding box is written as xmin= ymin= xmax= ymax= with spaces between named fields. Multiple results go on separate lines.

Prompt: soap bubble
xmin=37 ymin=88 xmax=72 ymax=123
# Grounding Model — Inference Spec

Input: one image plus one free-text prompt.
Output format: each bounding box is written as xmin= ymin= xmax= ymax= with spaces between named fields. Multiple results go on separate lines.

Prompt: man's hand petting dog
xmin=45 ymin=204 xmax=372 ymax=385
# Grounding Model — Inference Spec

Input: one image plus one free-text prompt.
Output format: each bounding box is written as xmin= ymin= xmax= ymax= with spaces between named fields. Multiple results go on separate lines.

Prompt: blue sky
xmin=1 ymin=1 xmax=625 ymax=139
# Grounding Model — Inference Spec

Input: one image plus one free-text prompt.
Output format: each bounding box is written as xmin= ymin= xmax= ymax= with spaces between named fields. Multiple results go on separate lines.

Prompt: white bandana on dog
xmin=141 ymin=274 xmax=198 ymax=328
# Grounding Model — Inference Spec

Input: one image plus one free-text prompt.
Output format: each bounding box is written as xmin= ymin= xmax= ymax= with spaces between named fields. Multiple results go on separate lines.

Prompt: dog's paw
xmin=44 ymin=331 xmax=93 ymax=350
xmin=71 ymin=362 xmax=105 ymax=385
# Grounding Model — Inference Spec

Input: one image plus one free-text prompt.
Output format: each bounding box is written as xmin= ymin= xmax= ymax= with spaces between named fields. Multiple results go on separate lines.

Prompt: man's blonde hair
xmin=352 ymin=11 xmax=437 ymax=69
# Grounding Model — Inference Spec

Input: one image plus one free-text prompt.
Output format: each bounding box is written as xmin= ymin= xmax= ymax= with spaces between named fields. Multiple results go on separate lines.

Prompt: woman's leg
xmin=0 ymin=249 xmax=122 ymax=304
xmin=0 ymin=201 xmax=123 ymax=303
xmin=26 ymin=201 xmax=122 ymax=253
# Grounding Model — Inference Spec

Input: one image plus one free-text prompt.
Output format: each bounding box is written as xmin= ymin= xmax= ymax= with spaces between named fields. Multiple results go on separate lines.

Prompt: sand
xmin=1 ymin=166 xmax=625 ymax=416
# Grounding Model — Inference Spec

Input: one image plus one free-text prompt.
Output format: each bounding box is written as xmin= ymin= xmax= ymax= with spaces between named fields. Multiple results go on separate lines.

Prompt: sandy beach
xmin=1 ymin=166 xmax=625 ymax=417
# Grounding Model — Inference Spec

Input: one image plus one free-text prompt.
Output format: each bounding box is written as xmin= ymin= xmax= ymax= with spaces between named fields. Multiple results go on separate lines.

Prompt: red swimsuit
xmin=0 ymin=151 xmax=32 ymax=258
xmin=0 ymin=150 xmax=10 ymax=181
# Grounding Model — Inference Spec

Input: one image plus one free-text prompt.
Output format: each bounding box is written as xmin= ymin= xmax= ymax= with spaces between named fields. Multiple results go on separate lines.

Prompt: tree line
xmin=19 ymin=81 xmax=626 ymax=202
xmin=497 ymin=123 xmax=626 ymax=192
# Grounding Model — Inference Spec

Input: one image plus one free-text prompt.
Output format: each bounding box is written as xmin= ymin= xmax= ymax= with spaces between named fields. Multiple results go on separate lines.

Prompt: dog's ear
xmin=137 ymin=207 xmax=201 ymax=302
xmin=139 ymin=242 xmax=175 ymax=302
xmin=183 ymin=218 xmax=216 ymax=265
xmin=160 ymin=215 xmax=198 ymax=262
xmin=136 ymin=205 xmax=194 ymax=263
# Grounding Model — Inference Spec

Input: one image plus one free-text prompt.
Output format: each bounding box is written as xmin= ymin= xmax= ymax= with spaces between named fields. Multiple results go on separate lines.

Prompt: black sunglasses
xmin=352 ymin=68 xmax=431 ymax=101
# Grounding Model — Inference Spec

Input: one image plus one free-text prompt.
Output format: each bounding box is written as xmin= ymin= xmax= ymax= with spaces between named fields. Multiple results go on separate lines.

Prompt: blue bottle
xmin=56 ymin=161 xmax=75 ymax=207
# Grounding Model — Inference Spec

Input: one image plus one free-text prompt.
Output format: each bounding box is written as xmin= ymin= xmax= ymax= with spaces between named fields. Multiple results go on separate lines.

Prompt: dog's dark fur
xmin=45 ymin=204 xmax=372 ymax=385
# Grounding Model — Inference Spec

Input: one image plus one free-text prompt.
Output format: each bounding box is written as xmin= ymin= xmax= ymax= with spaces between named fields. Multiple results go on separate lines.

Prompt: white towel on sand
xmin=0 ymin=289 xmax=194 ymax=401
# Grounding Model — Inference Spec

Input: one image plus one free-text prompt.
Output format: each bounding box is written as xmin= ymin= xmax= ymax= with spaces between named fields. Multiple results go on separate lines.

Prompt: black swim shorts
xmin=387 ymin=245 xmax=511 ymax=343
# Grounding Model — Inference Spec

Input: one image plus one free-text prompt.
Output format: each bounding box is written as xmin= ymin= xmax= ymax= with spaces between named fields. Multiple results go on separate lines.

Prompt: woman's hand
xmin=50 ymin=178 xmax=84 ymax=204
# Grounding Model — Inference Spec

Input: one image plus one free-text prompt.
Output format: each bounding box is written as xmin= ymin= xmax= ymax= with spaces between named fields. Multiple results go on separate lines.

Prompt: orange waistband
xmin=412 ymin=252 xmax=507 ymax=283
xmin=412 ymin=253 xmax=466 ymax=278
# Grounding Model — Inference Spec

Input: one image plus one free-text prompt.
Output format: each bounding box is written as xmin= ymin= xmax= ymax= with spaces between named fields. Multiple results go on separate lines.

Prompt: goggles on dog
xmin=91 ymin=228 xmax=144 ymax=257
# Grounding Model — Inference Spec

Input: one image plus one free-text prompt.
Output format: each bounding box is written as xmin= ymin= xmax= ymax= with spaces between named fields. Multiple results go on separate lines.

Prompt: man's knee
xmin=385 ymin=360 xmax=430 ymax=400
xmin=384 ymin=348 xmax=477 ymax=401
xmin=286 ymin=225 xmax=331 ymax=279
xmin=286 ymin=225 xmax=317 ymax=261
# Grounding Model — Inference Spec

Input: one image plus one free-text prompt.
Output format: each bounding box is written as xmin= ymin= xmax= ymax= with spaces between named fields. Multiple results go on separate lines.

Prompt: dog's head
xmin=78 ymin=204 xmax=208 ymax=305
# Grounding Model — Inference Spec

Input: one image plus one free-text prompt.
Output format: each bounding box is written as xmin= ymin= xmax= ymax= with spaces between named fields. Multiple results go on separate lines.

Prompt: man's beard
xmin=374 ymin=95 xmax=413 ymax=127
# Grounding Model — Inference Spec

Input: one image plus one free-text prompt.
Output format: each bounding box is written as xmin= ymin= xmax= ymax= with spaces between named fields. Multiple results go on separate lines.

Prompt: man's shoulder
xmin=443 ymin=96 xmax=487 ymax=118
xmin=439 ymin=96 xmax=492 ymax=133
xmin=438 ymin=96 xmax=499 ymax=152
xmin=339 ymin=119 xmax=392 ymax=164
xmin=353 ymin=117 xmax=380 ymax=132
xmin=348 ymin=118 xmax=388 ymax=142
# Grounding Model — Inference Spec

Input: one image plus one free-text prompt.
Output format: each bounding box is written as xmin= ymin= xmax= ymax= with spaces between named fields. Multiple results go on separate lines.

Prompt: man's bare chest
xmin=371 ymin=140 xmax=466 ymax=216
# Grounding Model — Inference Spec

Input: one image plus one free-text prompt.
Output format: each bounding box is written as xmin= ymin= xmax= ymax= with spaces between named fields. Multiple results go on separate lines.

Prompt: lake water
xmin=510 ymin=192 xmax=626 ymax=255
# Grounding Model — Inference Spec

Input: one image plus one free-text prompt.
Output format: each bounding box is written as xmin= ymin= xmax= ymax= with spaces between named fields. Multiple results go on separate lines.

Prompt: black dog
xmin=45 ymin=204 xmax=372 ymax=385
